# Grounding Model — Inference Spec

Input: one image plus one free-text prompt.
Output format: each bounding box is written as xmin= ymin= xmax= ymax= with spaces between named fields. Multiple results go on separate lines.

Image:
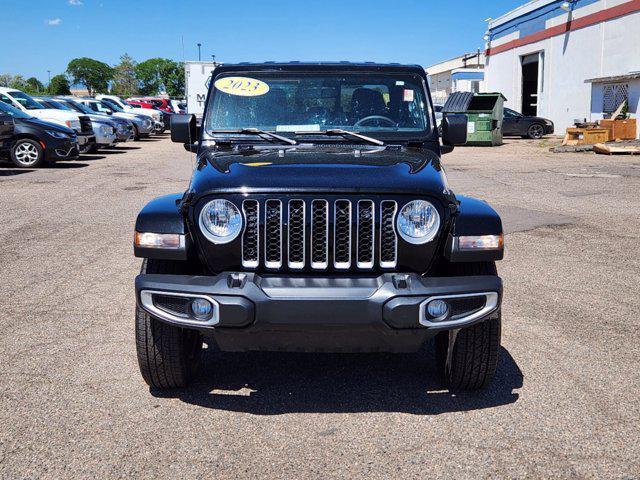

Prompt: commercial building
xmin=426 ymin=51 xmax=485 ymax=105
xmin=484 ymin=0 xmax=640 ymax=136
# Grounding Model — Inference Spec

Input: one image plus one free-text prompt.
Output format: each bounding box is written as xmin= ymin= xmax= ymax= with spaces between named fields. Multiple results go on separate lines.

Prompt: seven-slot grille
xmin=240 ymin=198 xmax=399 ymax=271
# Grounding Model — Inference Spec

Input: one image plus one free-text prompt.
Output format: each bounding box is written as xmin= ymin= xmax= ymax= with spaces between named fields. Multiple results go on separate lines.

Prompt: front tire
xmin=436 ymin=262 xmax=501 ymax=390
xmin=135 ymin=259 xmax=203 ymax=389
xmin=527 ymin=123 xmax=545 ymax=139
xmin=11 ymin=138 xmax=44 ymax=168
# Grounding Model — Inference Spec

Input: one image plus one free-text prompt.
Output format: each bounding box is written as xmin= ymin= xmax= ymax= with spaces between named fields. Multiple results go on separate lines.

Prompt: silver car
xmin=77 ymin=98 xmax=154 ymax=140
xmin=57 ymin=97 xmax=134 ymax=143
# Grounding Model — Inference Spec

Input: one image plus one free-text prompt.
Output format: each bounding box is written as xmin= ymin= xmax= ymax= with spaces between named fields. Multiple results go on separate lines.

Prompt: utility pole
xmin=197 ymin=43 xmax=202 ymax=61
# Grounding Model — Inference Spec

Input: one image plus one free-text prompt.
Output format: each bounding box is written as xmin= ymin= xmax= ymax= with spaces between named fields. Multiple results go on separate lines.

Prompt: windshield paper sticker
xmin=403 ymin=89 xmax=414 ymax=102
xmin=214 ymin=77 xmax=270 ymax=97
xmin=276 ymin=124 xmax=321 ymax=132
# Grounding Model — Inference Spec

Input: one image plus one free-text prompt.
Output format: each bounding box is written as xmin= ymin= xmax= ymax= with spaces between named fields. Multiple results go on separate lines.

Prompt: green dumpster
xmin=443 ymin=92 xmax=507 ymax=146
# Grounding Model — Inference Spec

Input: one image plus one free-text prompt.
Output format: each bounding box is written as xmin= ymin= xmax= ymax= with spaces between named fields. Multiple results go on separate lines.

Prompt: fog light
xmin=427 ymin=299 xmax=450 ymax=321
xmin=191 ymin=298 xmax=213 ymax=320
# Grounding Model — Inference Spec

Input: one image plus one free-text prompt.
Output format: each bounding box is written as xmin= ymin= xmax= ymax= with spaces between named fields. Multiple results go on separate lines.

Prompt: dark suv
xmin=134 ymin=63 xmax=504 ymax=391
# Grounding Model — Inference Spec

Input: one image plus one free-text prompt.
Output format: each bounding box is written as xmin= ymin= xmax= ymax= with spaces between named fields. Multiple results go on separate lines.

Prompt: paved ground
xmin=1 ymin=136 xmax=639 ymax=479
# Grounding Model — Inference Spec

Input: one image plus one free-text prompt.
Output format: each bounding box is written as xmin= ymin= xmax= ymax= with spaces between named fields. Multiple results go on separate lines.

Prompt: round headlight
xmin=199 ymin=199 xmax=243 ymax=244
xmin=397 ymin=200 xmax=440 ymax=244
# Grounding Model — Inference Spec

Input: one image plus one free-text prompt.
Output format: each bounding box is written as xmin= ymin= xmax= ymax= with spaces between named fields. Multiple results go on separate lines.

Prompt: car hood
xmin=19 ymin=116 xmax=75 ymax=134
xmin=190 ymin=144 xmax=451 ymax=198
xmin=112 ymin=112 xmax=144 ymax=122
xmin=85 ymin=114 xmax=114 ymax=124
xmin=124 ymin=107 xmax=158 ymax=119
xmin=28 ymin=108 xmax=78 ymax=121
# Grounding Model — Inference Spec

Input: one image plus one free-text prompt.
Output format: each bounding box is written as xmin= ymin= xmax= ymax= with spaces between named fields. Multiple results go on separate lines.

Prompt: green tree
xmin=47 ymin=74 xmax=71 ymax=95
xmin=0 ymin=73 xmax=14 ymax=87
xmin=8 ymin=74 xmax=27 ymax=90
xmin=24 ymin=77 xmax=45 ymax=94
xmin=111 ymin=53 xmax=139 ymax=97
xmin=67 ymin=57 xmax=114 ymax=95
xmin=136 ymin=58 xmax=184 ymax=97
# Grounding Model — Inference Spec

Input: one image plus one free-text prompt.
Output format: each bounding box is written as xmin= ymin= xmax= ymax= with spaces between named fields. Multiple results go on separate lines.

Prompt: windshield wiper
xmin=296 ymin=129 xmax=384 ymax=146
xmin=212 ymin=128 xmax=297 ymax=145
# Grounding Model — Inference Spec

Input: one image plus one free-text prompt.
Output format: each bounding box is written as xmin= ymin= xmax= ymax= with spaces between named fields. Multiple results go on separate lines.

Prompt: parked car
xmin=0 ymin=111 xmax=14 ymax=147
xmin=54 ymin=97 xmax=134 ymax=143
xmin=96 ymin=94 xmax=164 ymax=130
xmin=502 ymin=107 xmax=554 ymax=139
xmin=77 ymin=98 xmax=154 ymax=140
xmin=133 ymin=62 xmax=504 ymax=392
xmin=0 ymin=101 xmax=78 ymax=167
xmin=0 ymin=87 xmax=95 ymax=151
xmin=34 ymin=97 xmax=116 ymax=154
xmin=170 ymin=99 xmax=186 ymax=114
xmin=127 ymin=97 xmax=174 ymax=113
xmin=126 ymin=99 xmax=155 ymax=109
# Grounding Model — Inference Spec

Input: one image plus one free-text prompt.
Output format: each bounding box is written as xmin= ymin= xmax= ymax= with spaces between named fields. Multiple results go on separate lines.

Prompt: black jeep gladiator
xmin=134 ymin=62 xmax=504 ymax=391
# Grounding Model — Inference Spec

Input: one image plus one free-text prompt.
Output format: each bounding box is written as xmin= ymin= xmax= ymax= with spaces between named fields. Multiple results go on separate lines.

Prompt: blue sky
xmin=0 ymin=0 xmax=523 ymax=82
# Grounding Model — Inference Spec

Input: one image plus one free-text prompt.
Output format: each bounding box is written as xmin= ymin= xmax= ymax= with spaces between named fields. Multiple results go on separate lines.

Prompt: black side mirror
xmin=441 ymin=114 xmax=468 ymax=151
xmin=171 ymin=114 xmax=197 ymax=144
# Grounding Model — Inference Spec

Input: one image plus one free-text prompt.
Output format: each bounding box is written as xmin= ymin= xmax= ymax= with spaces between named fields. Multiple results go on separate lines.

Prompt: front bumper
xmin=135 ymin=120 xmax=153 ymax=135
xmin=46 ymin=138 xmax=79 ymax=161
xmin=136 ymin=272 xmax=502 ymax=352
xmin=95 ymin=131 xmax=117 ymax=147
xmin=77 ymin=134 xmax=96 ymax=146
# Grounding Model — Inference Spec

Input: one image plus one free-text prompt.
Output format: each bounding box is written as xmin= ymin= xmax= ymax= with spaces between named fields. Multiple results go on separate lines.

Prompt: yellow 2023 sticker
xmin=214 ymin=77 xmax=270 ymax=97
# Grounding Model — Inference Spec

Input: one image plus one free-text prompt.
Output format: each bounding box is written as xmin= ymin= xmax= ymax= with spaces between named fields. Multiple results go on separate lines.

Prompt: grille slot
xmin=288 ymin=200 xmax=305 ymax=269
xmin=357 ymin=200 xmax=375 ymax=268
xmin=237 ymin=197 xmax=401 ymax=271
xmin=242 ymin=200 xmax=259 ymax=267
xmin=334 ymin=200 xmax=352 ymax=269
xmin=265 ymin=200 xmax=282 ymax=269
xmin=380 ymin=201 xmax=398 ymax=268
xmin=311 ymin=200 xmax=329 ymax=269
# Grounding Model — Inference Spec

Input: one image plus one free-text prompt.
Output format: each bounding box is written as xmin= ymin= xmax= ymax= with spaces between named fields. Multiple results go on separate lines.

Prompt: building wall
xmin=485 ymin=0 xmax=640 ymax=135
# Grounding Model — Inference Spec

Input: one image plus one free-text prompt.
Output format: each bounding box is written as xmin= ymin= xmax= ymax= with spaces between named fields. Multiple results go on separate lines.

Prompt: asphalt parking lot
xmin=1 ymin=136 xmax=639 ymax=478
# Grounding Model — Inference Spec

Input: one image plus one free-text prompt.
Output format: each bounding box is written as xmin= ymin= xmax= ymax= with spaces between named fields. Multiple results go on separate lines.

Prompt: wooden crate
xmin=599 ymin=119 xmax=637 ymax=141
xmin=563 ymin=128 xmax=610 ymax=146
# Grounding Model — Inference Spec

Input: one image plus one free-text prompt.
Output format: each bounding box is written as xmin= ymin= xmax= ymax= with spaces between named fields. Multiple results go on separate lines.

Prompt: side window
xmin=0 ymin=94 xmax=16 ymax=107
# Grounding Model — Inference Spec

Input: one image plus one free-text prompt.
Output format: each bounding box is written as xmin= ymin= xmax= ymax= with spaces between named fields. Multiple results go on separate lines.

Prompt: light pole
xmin=197 ymin=43 xmax=202 ymax=61
xmin=47 ymin=70 xmax=51 ymax=84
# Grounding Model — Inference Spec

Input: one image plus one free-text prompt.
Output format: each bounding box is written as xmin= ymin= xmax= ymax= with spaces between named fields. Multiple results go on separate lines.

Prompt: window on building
xmin=470 ymin=81 xmax=480 ymax=93
xmin=602 ymin=83 xmax=629 ymax=113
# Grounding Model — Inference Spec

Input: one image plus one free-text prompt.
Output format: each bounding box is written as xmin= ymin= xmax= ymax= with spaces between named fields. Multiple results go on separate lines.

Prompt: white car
xmin=96 ymin=94 xmax=163 ymax=128
xmin=0 ymin=87 xmax=96 ymax=148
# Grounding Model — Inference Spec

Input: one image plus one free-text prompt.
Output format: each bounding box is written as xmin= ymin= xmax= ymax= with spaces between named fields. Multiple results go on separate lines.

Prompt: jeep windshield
xmin=204 ymin=72 xmax=431 ymax=141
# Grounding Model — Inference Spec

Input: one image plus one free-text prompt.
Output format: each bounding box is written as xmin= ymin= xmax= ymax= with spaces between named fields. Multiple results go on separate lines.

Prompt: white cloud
xmin=69 ymin=0 xmax=83 ymax=5
xmin=47 ymin=18 xmax=62 ymax=26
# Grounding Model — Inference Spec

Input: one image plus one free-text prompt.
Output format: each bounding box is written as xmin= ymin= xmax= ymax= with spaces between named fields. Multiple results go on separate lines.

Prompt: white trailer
xmin=184 ymin=61 xmax=217 ymax=120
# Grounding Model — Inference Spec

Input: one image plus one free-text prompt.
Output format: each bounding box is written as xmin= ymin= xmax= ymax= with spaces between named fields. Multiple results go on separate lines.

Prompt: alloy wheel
xmin=529 ymin=124 xmax=544 ymax=139
xmin=14 ymin=142 xmax=40 ymax=166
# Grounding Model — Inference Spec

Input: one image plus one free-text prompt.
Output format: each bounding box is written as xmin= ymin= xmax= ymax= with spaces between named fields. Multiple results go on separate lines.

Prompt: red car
xmin=126 ymin=99 xmax=155 ymax=109
xmin=127 ymin=97 xmax=173 ymax=113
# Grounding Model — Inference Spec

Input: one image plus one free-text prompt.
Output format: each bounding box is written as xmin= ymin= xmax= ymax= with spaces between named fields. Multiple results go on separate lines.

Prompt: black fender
xmin=134 ymin=193 xmax=190 ymax=260
xmin=445 ymin=195 xmax=504 ymax=262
